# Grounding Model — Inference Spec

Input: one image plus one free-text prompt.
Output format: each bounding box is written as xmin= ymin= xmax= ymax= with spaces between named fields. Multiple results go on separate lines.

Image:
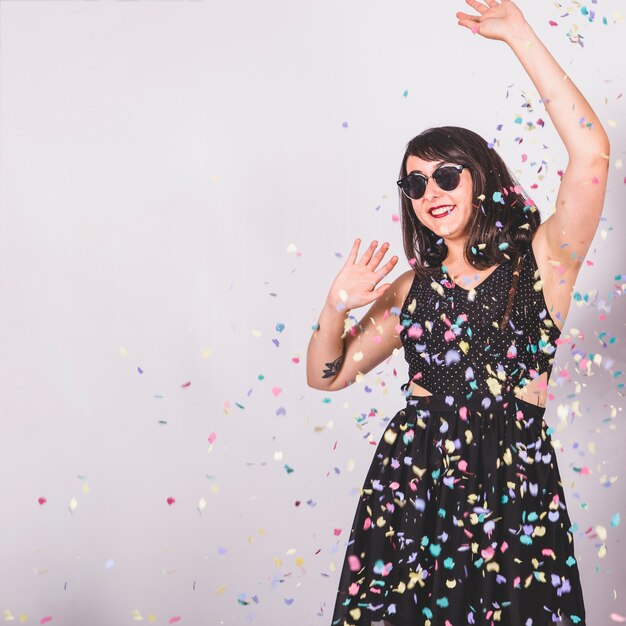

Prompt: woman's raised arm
xmin=457 ymin=0 xmax=610 ymax=269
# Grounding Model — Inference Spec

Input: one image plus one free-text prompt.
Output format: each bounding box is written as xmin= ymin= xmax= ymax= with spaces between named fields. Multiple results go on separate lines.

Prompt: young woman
xmin=307 ymin=2 xmax=609 ymax=625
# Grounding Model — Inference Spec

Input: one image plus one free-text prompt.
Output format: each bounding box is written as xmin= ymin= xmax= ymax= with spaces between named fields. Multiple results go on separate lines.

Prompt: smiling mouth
xmin=429 ymin=205 xmax=455 ymax=218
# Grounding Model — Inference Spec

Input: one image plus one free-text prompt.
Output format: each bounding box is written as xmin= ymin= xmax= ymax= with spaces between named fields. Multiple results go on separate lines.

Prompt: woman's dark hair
xmin=399 ymin=126 xmax=541 ymax=280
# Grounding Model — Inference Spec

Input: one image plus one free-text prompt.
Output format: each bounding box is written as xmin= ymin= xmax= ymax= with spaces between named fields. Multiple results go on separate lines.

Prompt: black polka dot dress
xmin=331 ymin=241 xmax=586 ymax=626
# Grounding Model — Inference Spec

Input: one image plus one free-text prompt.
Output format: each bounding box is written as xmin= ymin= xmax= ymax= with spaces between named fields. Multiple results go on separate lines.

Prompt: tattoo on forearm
xmin=322 ymin=354 xmax=344 ymax=378
xmin=322 ymin=351 xmax=345 ymax=379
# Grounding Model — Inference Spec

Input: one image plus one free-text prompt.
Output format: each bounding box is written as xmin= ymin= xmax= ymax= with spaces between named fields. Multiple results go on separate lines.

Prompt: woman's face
xmin=405 ymin=155 xmax=474 ymax=242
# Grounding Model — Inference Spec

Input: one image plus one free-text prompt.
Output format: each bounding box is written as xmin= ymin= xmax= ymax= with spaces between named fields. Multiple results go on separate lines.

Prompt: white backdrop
xmin=1 ymin=1 xmax=625 ymax=625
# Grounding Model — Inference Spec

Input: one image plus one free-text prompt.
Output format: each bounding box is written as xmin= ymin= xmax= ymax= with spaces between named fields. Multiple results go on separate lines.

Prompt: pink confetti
xmin=292 ymin=356 xmax=300 ymax=363
xmin=167 ymin=497 xmax=176 ymax=506
xmin=168 ymin=618 xmax=182 ymax=624
xmin=208 ymin=432 xmax=217 ymax=444
xmin=549 ymin=20 xmax=558 ymax=26
xmin=348 ymin=555 xmax=361 ymax=571
xmin=181 ymin=382 xmax=191 ymax=388
xmin=333 ymin=528 xmax=342 ymax=536
xmin=348 ymin=582 xmax=360 ymax=596
xmin=40 ymin=618 xmax=53 ymax=625
xmin=271 ymin=386 xmax=282 ymax=397
xmin=408 ymin=325 xmax=423 ymax=339
xmin=611 ymin=614 xmax=626 ymax=623
xmin=38 ymin=497 xmax=47 ymax=506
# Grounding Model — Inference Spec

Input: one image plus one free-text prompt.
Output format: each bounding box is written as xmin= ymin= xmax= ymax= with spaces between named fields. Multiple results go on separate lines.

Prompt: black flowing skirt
xmin=330 ymin=394 xmax=586 ymax=626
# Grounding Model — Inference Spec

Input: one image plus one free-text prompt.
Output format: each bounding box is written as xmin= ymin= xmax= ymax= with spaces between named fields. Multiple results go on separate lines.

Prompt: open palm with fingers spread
xmin=456 ymin=0 xmax=527 ymax=42
xmin=326 ymin=239 xmax=398 ymax=311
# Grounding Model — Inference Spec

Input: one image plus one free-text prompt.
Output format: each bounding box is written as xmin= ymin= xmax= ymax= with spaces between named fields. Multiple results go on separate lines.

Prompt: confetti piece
xmin=181 ymin=382 xmax=191 ymax=388
xmin=166 ymin=497 xmax=176 ymax=506
xmin=611 ymin=512 xmax=621 ymax=527
xmin=271 ymin=386 xmax=282 ymax=397
xmin=168 ymin=618 xmax=181 ymax=624
xmin=69 ymin=498 xmax=78 ymax=513
xmin=38 ymin=497 xmax=47 ymax=506
xmin=40 ymin=619 xmax=53 ymax=625
xmin=104 ymin=559 xmax=115 ymax=569
xmin=342 ymin=122 xmax=348 ymax=128
xmin=198 ymin=498 xmax=207 ymax=514
xmin=208 ymin=432 xmax=217 ymax=445
xmin=610 ymin=614 xmax=626 ymax=623
xmin=348 ymin=555 xmax=361 ymax=571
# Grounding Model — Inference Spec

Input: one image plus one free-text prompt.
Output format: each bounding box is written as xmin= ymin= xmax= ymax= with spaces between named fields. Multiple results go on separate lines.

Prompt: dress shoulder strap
xmin=498 ymin=245 xmax=530 ymax=330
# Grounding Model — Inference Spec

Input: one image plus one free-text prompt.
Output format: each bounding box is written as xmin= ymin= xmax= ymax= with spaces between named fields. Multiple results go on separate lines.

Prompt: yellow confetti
xmin=216 ymin=585 xmax=226 ymax=595
xmin=69 ymin=497 xmax=78 ymax=512
xmin=148 ymin=616 xmax=157 ymax=624
xmin=81 ymin=483 xmax=90 ymax=495
xmin=502 ymin=448 xmax=513 ymax=466
xmin=201 ymin=348 xmax=212 ymax=358
xmin=198 ymin=497 xmax=207 ymax=513
xmin=131 ymin=609 xmax=144 ymax=621
xmin=252 ymin=329 xmax=262 ymax=338
xmin=384 ymin=429 xmax=397 ymax=445
xmin=295 ymin=556 xmax=304 ymax=567
xmin=209 ymin=175 xmax=220 ymax=183
xmin=3 ymin=610 xmax=15 ymax=621
xmin=210 ymin=484 xmax=219 ymax=495
xmin=352 ymin=351 xmax=363 ymax=362
xmin=607 ymin=119 xmax=617 ymax=128
xmin=120 ymin=347 xmax=129 ymax=357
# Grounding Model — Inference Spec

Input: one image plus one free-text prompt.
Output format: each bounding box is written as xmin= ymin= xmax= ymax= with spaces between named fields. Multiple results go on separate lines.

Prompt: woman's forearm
xmin=506 ymin=22 xmax=610 ymax=159
xmin=306 ymin=299 xmax=350 ymax=391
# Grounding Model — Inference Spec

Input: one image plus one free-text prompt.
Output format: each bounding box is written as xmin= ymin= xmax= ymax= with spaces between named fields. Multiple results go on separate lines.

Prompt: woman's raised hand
xmin=456 ymin=0 xmax=527 ymax=43
xmin=326 ymin=239 xmax=399 ymax=311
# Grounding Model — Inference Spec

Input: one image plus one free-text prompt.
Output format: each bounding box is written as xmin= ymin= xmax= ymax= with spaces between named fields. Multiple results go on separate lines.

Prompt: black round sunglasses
xmin=397 ymin=164 xmax=469 ymax=200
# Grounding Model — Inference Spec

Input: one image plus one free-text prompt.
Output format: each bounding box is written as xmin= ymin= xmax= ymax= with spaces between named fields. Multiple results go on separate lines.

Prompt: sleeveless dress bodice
xmin=398 ymin=242 xmax=561 ymax=403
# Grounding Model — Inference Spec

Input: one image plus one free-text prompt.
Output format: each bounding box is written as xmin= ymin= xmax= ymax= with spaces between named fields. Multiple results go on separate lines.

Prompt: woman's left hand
xmin=456 ymin=0 xmax=528 ymax=43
